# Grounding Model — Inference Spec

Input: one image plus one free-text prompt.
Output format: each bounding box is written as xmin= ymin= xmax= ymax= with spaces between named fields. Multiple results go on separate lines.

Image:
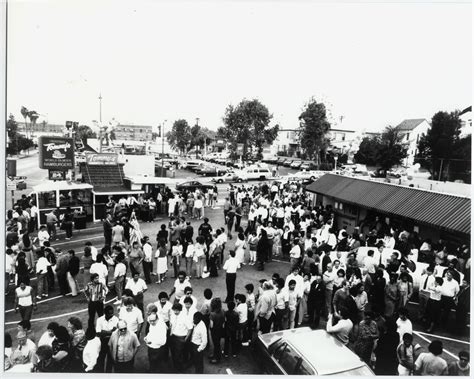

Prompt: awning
xmin=306 ymin=174 xmax=471 ymax=236
xmin=33 ymin=181 xmax=93 ymax=193
xmin=92 ymin=186 xmax=144 ymax=195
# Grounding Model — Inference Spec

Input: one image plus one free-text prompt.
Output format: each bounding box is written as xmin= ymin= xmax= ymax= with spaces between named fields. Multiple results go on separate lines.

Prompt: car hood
xmin=258 ymin=327 xmax=313 ymax=349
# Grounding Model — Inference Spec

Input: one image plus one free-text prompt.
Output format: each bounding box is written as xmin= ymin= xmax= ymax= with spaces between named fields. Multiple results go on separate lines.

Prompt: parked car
xmin=256 ymin=327 xmax=375 ymax=376
xmin=176 ymin=180 xmax=214 ymax=193
xmin=281 ymin=159 xmax=293 ymax=167
xmin=197 ymin=166 xmax=226 ymax=176
xmin=241 ymin=166 xmax=272 ymax=180
xmin=299 ymin=162 xmax=319 ymax=171
xmin=290 ymin=160 xmax=303 ymax=169
xmin=212 ymin=172 xmax=248 ymax=183
xmin=181 ymin=160 xmax=203 ymax=170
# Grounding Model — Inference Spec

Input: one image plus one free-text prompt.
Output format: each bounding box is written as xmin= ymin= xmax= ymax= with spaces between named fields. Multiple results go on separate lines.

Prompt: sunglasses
xmin=119 ymin=328 xmax=127 ymax=331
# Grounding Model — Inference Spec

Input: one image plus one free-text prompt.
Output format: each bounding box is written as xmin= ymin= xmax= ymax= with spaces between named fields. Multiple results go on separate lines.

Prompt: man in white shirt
xmin=145 ymin=313 xmax=167 ymax=372
xmin=363 ymin=250 xmax=378 ymax=276
xmin=37 ymin=225 xmax=50 ymax=247
xmin=169 ymin=303 xmax=192 ymax=373
xmin=83 ymin=328 xmax=101 ymax=372
xmin=418 ymin=266 xmax=436 ymax=320
xmin=125 ymin=273 xmax=148 ymax=314
xmin=190 ymin=312 xmax=208 ymax=373
xmin=96 ymin=305 xmax=119 ymax=372
xmin=118 ymin=297 xmax=144 ymax=337
xmin=439 ymin=270 xmax=459 ymax=329
xmin=35 ymin=251 xmax=51 ymax=299
xmin=323 ymin=264 xmax=337 ymax=318
xmin=289 ymin=240 xmax=301 ymax=271
xmin=223 ymin=250 xmax=241 ymax=303
xmin=155 ymin=291 xmax=173 ymax=326
xmin=285 ymin=267 xmax=305 ymax=298
xmin=169 ymin=271 xmax=191 ymax=303
xmin=142 ymin=236 xmax=153 ymax=284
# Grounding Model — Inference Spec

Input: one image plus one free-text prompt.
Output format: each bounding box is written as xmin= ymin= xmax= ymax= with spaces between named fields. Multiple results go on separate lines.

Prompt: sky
xmin=6 ymin=0 xmax=472 ymax=133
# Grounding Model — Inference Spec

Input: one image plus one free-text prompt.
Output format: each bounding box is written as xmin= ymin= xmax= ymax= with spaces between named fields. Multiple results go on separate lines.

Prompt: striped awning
xmin=306 ymin=174 xmax=471 ymax=236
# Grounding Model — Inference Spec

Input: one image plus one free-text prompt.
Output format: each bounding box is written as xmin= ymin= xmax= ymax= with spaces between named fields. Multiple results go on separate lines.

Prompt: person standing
xmin=45 ymin=210 xmax=58 ymax=240
xmin=169 ymin=302 xmax=192 ymax=373
xmin=256 ymin=281 xmax=277 ymax=334
xmin=108 ymin=320 xmax=140 ymax=373
xmin=84 ymin=273 xmax=108 ymax=330
xmin=55 ymin=249 xmax=70 ymax=296
xmin=223 ymin=250 xmax=240 ymax=303
xmin=144 ymin=313 xmax=167 ymax=373
xmin=418 ymin=265 xmax=436 ymax=321
xmin=14 ymin=282 xmax=36 ymax=322
xmin=414 ymin=340 xmax=448 ymax=375
xmin=67 ymin=249 xmax=80 ymax=297
xmin=125 ymin=273 xmax=148 ymax=315
xmin=113 ymin=253 xmax=127 ymax=305
xmin=447 ymin=350 xmax=470 ymax=376
xmin=62 ymin=207 xmax=74 ymax=240
xmin=95 ymin=305 xmax=119 ymax=373
xmin=224 ymin=301 xmax=239 ymax=358
xmin=82 ymin=328 xmax=101 ymax=372
xmin=374 ymin=319 xmax=400 ymax=375
xmin=455 ymin=279 xmax=470 ymax=335
xmin=190 ymin=312 xmax=208 ymax=373
xmin=326 ymin=308 xmax=353 ymax=346
xmin=118 ymin=298 xmax=144 ymax=338
xmin=142 ymin=236 xmax=153 ymax=284
xmin=439 ymin=270 xmax=459 ymax=330
xmin=35 ymin=250 xmax=50 ymax=300
xmin=103 ymin=214 xmax=113 ymax=246
xmin=209 ymin=297 xmax=225 ymax=364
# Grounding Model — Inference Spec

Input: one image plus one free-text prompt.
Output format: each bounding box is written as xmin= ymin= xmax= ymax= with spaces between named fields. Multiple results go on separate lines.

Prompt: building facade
xmin=395 ymin=119 xmax=431 ymax=167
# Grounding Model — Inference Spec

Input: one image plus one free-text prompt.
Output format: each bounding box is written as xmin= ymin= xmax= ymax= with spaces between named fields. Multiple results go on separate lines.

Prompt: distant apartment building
xmin=113 ymin=124 xmax=153 ymax=141
xmin=271 ymin=128 xmax=301 ymax=156
xmin=459 ymin=105 xmax=472 ymax=137
xmin=395 ymin=118 xmax=430 ymax=166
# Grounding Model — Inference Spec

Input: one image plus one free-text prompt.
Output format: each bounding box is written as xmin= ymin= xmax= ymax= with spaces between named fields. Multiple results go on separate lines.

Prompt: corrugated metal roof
xmin=306 ymin=174 xmax=471 ymax=236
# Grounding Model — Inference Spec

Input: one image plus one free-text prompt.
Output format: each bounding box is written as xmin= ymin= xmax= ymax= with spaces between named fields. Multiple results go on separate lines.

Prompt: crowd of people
xmin=4 ymin=179 xmax=471 ymax=375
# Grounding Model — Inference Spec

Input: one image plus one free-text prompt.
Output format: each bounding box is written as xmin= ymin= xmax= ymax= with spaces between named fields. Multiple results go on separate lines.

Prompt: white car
xmin=212 ymin=172 xmax=248 ymax=183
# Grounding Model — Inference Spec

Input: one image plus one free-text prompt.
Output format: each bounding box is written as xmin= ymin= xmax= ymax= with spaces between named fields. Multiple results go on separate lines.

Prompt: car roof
xmin=284 ymin=329 xmax=366 ymax=375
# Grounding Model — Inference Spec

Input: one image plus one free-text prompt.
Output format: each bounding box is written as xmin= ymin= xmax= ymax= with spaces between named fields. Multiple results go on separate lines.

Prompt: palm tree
xmin=20 ymin=106 xmax=29 ymax=139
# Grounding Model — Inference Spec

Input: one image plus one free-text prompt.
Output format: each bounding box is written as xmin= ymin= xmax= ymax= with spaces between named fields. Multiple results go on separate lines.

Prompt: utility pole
xmin=438 ymin=158 xmax=444 ymax=181
xmin=161 ymin=120 xmax=166 ymax=177
xmin=98 ymin=93 xmax=102 ymax=123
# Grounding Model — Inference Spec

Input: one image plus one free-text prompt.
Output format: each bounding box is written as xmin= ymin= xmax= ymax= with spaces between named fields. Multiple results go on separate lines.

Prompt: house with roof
xmin=395 ymin=118 xmax=430 ymax=166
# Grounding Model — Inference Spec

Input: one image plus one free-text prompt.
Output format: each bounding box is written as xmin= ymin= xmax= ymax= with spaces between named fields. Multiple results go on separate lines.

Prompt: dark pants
xmin=274 ymin=308 xmax=287 ymax=331
xmin=455 ymin=304 xmax=469 ymax=334
xmin=191 ymin=343 xmax=204 ymax=373
xmin=143 ymin=261 xmax=153 ymax=284
xmin=47 ymin=222 xmax=56 ymax=239
xmin=46 ymin=267 xmax=55 ymax=290
xmin=97 ymin=338 xmax=113 ymax=373
xmin=224 ymin=329 xmax=237 ymax=356
xmin=113 ymin=360 xmax=134 ymax=373
xmin=88 ymin=301 xmax=104 ymax=330
xmin=64 ymin=222 xmax=73 ymax=238
xmin=225 ymin=273 xmax=236 ymax=302
xmin=57 ymin=272 xmax=69 ymax=295
xmin=19 ymin=305 xmax=33 ymax=321
xmin=259 ymin=314 xmax=274 ymax=334
xmin=170 ymin=335 xmax=186 ymax=373
xmin=104 ymin=231 xmax=112 ymax=247
xmin=148 ymin=345 xmax=167 ymax=373
xmin=307 ymin=301 xmax=323 ymax=328
xmin=211 ymin=329 xmax=223 ymax=361
xmin=440 ymin=295 xmax=455 ymax=328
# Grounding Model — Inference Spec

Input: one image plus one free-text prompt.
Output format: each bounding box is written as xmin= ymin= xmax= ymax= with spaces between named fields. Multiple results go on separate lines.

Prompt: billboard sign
xmin=86 ymin=153 xmax=118 ymax=165
xmin=39 ymin=136 xmax=75 ymax=170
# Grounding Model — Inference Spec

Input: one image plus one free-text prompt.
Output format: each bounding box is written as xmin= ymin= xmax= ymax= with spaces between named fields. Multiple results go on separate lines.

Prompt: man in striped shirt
xmin=84 ymin=273 xmax=109 ymax=330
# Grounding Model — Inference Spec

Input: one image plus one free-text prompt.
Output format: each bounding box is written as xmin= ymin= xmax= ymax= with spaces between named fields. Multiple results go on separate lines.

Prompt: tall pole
xmin=161 ymin=120 xmax=166 ymax=177
xmin=98 ymin=93 xmax=102 ymax=123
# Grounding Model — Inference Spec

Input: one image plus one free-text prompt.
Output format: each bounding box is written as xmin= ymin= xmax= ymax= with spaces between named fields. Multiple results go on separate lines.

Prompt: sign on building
xmin=38 ymin=136 xmax=75 ymax=170
xmin=86 ymin=153 xmax=118 ymax=165
xmin=48 ymin=170 xmax=67 ymax=181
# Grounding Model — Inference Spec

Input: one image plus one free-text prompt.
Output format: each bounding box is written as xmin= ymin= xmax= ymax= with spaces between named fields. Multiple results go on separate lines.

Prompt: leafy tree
xmin=6 ymin=114 xmax=34 ymax=155
xmin=222 ymin=99 xmax=278 ymax=160
xmin=76 ymin=125 xmax=97 ymax=142
xmin=416 ymin=111 xmax=463 ymax=181
xmin=354 ymin=137 xmax=379 ymax=166
xmin=298 ymin=99 xmax=331 ymax=165
xmin=167 ymin=119 xmax=191 ymax=155
xmin=375 ymin=126 xmax=407 ymax=170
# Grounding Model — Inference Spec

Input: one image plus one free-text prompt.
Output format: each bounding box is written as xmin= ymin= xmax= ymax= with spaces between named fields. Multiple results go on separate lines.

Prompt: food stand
xmin=31 ymin=181 xmax=94 ymax=229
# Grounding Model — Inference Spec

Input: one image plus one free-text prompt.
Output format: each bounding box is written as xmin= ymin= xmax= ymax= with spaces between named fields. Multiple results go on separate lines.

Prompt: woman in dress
xmin=384 ymin=273 xmax=400 ymax=318
xmin=354 ymin=311 xmax=379 ymax=364
xmin=128 ymin=211 xmax=143 ymax=247
xmin=234 ymin=233 xmax=246 ymax=265
xmin=155 ymin=239 xmax=168 ymax=284
xmin=128 ymin=241 xmax=144 ymax=277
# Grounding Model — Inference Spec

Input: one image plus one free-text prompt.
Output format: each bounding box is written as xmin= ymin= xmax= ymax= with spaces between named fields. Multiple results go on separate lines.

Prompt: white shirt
xmin=90 ymin=246 xmax=98 ymax=261
xmin=30 ymin=205 xmax=38 ymax=218
xmin=236 ymin=303 xmax=248 ymax=323
xmin=396 ymin=318 xmax=413 ymax=342
xmin=363 ymin=255 xmax=377 ymax=274
xmin=90 ymin=262 xmax=109 ymax=284
xmin=170 ymin=311 xmax=191 ymax=337
xmin=285 ymin=273 xmax=305 ymax=297
xmin=6 ymin=254 xmax=15 ymax=274
xmin=35 ymin=257 xmax=50 ymax=274
xmin=38 ymin=331 xmax=55 ymax=347
xmin=83 ymin=337 xmax=101 ymax=372
xmin=143 ymin=243 xmax=153 ymax=262
xmin=276 ymin=288 xmax=289 ymax=309
xmin=96 ymin=315 xmax=119 ymax=334
xmin=190 ymin=321 xmax=208 ymax=351
xmin=125 ymin=278 xmax=148 ymax=296
xmin=440 ymin=278 xmax=459 ymax=297
xmin=38 ymin=230 xmax=50 ymax=246
xmin=173 ymin=279 xmax=191 ymax=300
xmin=145 ymin=319 xmax=167 ymax=349
xmin=118 ymin=307 xmax=144 ymax=333
xmin=323 ymin=270 xmax=337 ymax=291
xmin=289 ymin=245 xmax=301 ymax=259
xmin=16 ymin=286 xmax=33 ymax=306
xmin=114 ymin=262 xmax=127 ymax=278
xmin=154 ymin=301 xmax=173 ymax=323
xmin=194 ymin=199 xmax=203 ymax=208
xmin=223 ymin=257 xmax=241 ymax=274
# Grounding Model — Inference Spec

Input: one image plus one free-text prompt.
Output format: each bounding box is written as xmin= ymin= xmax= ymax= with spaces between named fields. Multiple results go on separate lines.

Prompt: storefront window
xmin=59 ymin=190 xmax=91 ymax=208
xmin=38 ymin=191 xmax=56 ymax=209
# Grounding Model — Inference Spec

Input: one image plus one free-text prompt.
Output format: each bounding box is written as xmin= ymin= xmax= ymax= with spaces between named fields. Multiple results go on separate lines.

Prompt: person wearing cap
xmin=108 ymin=320 xmax=140 ymax=373
xmin=144 ymin=313 xmax=167 ymax=372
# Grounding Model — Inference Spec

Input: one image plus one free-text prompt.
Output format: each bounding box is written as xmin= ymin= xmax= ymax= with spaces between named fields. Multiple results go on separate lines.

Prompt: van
xmin=242 ymin=166 xmax=272 ymax=180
